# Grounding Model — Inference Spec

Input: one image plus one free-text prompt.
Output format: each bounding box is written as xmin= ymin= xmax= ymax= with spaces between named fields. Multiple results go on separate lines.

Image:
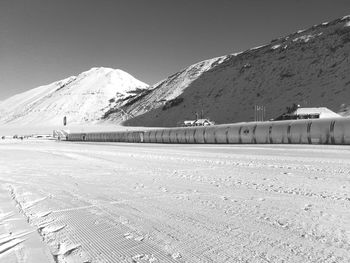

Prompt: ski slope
xmin=0 ymin=140 xmax=350 ymax=262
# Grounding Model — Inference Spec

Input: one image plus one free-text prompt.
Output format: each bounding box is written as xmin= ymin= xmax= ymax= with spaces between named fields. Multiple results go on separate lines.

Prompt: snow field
xmin=0 ymin=140 xmax=349 ymax=262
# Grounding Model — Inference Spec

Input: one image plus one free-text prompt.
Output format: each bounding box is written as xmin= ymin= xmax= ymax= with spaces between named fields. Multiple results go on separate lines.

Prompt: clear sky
xmin=1 ymin=0 xmax=350 ymax=100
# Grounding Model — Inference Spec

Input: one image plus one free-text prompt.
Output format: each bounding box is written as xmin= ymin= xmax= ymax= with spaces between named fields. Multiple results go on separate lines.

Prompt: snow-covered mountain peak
xmin=78 ymin=67 xmax=115 ymax=77
xmin=0 ymin=67 xmax=149 ymax=126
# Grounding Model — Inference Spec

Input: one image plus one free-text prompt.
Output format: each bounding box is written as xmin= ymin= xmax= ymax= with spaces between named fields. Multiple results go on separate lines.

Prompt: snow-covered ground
xmin=0 ymin=140 xmax=350 ymax=262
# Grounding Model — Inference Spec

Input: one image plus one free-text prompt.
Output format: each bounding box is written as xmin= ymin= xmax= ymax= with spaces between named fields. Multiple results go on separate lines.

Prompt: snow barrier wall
xmin=67 ymin=117 xmax=350 ymax=144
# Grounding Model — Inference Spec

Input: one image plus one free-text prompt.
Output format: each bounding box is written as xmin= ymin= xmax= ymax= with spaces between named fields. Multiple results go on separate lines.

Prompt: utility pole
xmin=200 ymin=100 xmax=204 ymax=119
xmin=254 ymin=105 xmax=266 ymax=122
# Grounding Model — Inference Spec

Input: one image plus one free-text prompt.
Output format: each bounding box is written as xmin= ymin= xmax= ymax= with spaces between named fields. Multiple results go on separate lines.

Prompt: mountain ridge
xmin=1 ymin=15 xmax=350 ymax=128
xmin=0 ymin=67 xmax=148 ymax=126
xmin=108 ymin=14 xmax=350 ymax=127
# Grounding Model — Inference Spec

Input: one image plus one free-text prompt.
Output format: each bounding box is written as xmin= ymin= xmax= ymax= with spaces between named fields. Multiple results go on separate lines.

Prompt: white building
xmin=292 ymin=107 xmax=341 ymax=119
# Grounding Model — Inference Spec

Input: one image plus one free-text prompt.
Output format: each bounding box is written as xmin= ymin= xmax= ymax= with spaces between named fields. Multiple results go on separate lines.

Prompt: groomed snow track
xmin=67 ymin=117 xmax=350 ymax=145
xmin=2 ymin=140 xmax=350 ymax=262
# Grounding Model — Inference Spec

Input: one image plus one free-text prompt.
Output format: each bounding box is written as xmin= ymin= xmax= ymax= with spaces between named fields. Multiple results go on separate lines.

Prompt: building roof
xmin=292 ymin=107 xmax=341 ymax=118
xmin=184 ymin=120 xmax=195 ymax=124
xmin=195 ymin=119 xmax=210 ymax=124
xmin=182 ymin=119 xmax=214 ymax=126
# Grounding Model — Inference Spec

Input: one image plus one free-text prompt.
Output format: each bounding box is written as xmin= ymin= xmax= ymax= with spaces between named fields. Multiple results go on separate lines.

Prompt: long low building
xmin=64 ymin=116 xmax=350 ymax=145
xmin=274 ymin=107 xmax=342 ymax=121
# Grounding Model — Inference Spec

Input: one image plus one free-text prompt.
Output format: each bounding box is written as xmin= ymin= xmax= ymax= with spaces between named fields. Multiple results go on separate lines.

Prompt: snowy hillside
xmin=105 ymin=15 xmax=350 ymax=127
xmin=103 ymin=56 xmax=227 ymax=124
xmin=3 ymin=15 xmax=350 ymax=129
xmin=0 ymin=67 xmax=148 ymax=126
